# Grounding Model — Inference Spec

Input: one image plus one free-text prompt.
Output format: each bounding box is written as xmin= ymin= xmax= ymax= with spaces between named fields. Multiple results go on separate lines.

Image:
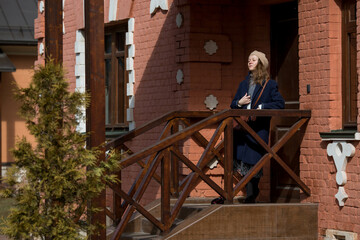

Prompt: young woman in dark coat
xmin=230 ymin=50 xmax=285 ymax=203
xmin=211 ymin=50 xmax=285 ymax=204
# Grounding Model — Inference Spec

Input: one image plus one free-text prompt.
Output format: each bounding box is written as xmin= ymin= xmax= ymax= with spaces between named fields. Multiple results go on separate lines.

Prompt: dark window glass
xmin=105 ymin=34 xmax=112 ymax=54
xmin=105 ymin=59 xmax=112 ymax=125
xmin=117 ymin=32 xmax=125 ymax=52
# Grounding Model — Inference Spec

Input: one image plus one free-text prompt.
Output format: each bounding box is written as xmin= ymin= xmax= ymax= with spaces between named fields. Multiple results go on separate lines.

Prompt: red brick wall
xmin=121 ymin=1 xmax=274 ymax=204
xmin=299 ymin=0 xmax=360 ymax=238
xmin=63 ymin=0 xmax=77 ymax=91
xmin=34 ymin=0 xmax=45 ymax=66
xmin=34 ymin=0 xmax=274 ymax=204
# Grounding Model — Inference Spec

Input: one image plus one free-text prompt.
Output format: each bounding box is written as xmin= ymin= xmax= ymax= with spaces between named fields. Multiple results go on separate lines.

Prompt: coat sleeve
xmin=230 ymin=82 xmax=246 ymax=109
xmin=261 ymin=80 xmax=285 ymax=109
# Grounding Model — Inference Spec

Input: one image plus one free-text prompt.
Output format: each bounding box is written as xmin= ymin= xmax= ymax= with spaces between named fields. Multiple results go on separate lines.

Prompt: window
xmin=104 ymin=25 xmax=128 ymax=130
xmin=342 ymin=0 xmax=357 ymax=128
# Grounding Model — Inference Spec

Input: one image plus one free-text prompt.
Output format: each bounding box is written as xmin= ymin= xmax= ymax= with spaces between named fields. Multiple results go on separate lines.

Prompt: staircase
xmin=107 ymin=198 xmax=318 ymax=240
xmin=104 ymin=110 xmax=313 ymax=239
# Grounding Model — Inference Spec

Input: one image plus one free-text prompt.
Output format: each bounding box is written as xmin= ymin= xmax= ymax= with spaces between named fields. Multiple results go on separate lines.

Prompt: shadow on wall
xmin=122 ymin=2 xmax=181 ymax=205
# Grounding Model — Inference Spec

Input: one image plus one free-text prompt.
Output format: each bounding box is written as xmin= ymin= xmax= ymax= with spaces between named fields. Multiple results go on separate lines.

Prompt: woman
xmin=212 ymin=50 xmax=284 ymax=204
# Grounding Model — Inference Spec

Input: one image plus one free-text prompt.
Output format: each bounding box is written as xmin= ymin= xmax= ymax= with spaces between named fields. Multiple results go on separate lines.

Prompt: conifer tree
xmin=1 ymin=61 xmax=120 ymax=239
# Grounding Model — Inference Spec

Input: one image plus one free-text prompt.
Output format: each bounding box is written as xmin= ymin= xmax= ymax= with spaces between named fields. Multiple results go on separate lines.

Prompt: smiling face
xmin=248 ymin=55 xmax=259 ymax=71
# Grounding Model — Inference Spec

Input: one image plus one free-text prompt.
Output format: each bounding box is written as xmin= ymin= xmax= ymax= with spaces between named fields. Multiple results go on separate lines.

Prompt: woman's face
xmin=248 ymin=55 xmax=259 ymax=71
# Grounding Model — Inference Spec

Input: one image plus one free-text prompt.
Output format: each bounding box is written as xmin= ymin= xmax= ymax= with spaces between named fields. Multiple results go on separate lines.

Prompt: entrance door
xmin=270 ymin=1 xmax=302 ymax=203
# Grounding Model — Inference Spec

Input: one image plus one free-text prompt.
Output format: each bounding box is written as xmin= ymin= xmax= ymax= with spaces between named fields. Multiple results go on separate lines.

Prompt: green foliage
xmin=1 ymin=61 xmax=121 ymax=239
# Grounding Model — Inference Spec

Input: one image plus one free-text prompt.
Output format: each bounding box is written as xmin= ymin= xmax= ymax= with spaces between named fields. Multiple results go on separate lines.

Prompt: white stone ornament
xmin=176 ymin=69 xmax=184 ymax=84
xmin=204 ymin=94 xmax=218 ymax=110
xmin=126 ymin=18 xmax=136 ymax=130
xmin=327 ymin=141 xmax=355 ymax=206
xmin=39 ymin=1 xmax=44 ymax=13
xmin=126 ymin=32 xmax=134 ymax=45
xmin=62 ymin=0 xmax=65 ymax=34
xmin=207 ymin=158 xmax=219 ymax=169
xmin=335 ymin=187 xmax=348 ymax=207
xmin=325 ymin=229 xmax=358 ymax=240
xmin=150 ymin=0 xmax=168 ymax=14
xmin=128 ymin=18 xmax=135 ymax=32
xmin=176 ymin=13 xmax=183 ymax=28
xmin=108 ymin=0 xmax=118 ymax=21
xmin=39 ymin=42 xmax=44 ymax=55
xmin=204 ymin=40 xmax=218 ymax=56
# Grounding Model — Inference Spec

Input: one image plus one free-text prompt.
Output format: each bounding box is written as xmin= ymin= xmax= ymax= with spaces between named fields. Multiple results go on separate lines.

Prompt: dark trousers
xmin=245 ymin=177 xmax=260 ymax=203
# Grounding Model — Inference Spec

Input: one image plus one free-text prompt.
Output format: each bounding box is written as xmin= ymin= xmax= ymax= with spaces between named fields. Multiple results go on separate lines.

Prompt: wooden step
xmin=163 ymin=203 xmax=318 ymax=240
xmin=107 ymin=199 xmax=317 ymax=240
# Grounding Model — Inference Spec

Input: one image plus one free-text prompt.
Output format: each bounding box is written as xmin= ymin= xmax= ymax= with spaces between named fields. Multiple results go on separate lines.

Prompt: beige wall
xmin=1 ymin=55 xmax=36 ymax=165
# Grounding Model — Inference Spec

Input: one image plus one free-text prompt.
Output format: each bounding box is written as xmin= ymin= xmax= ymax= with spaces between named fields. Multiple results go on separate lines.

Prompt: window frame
xmin=342 ymin=0 xmax=358 ymax=129
xmin=104 ymin=25 xmax=128 ymax=130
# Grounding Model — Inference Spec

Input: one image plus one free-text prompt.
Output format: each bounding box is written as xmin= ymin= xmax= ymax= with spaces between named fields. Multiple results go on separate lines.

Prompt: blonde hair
xmin=251 ymin=60 xmax=269 ymax=85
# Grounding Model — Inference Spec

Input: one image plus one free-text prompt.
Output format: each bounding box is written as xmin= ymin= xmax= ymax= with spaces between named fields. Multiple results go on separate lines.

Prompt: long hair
xmin=251 ymin=60 xmax=269 ymax=85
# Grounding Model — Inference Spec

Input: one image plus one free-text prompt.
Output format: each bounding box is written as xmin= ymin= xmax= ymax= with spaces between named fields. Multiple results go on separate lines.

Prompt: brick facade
xmin=34 ymin=0 xmax=360 ymax=238
xmin=299 ymin=0 xmax=360 ymax=237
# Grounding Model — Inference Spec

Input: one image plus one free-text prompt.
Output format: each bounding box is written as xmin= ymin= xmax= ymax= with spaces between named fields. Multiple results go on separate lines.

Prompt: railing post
xmin=224 ymin=118 xmax=234 ymax=203
xmin=84 ymin=0 xmax=105 ymax=238
xmin=171 ymin=119 xmax=180 ymax=197
xmin=45 ymin=0 xmax=63 ymax=64
xmin=161 ymin=148 xmax=171 ymax=230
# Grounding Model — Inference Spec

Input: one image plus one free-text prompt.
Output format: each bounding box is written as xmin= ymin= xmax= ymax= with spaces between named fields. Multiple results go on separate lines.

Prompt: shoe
xmin=244 ymin=197 xmax=256 ymax=203
xmin=211 ymin=196 xmax=225 ymax=204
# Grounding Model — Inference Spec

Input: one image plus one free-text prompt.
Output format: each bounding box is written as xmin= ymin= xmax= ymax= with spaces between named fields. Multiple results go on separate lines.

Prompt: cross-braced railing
xmin=104 ymin=109 xmax=311 ymax=239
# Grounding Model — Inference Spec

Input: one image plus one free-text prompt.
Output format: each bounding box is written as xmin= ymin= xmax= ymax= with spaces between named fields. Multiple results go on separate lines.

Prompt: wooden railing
xmin=104 ymin=109 xmax=311 ymax=239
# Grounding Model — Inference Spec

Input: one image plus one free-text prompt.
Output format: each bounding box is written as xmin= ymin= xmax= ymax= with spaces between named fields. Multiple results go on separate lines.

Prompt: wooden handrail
xmin=105 ymin=109 xmax=311 ymax=240
xmin=106 ymin=111 xmax=215 ymax=150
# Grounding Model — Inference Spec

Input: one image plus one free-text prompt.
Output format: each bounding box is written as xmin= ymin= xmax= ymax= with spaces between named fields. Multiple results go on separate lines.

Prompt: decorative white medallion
xmin=39 ymin=1 xmax=44 ymax=13
xmin=150 ymin=0 xmax=168 ymax=15
xmin=176 ymin=13 xmax=183 ymax=28
xmin=176 ymin=69 xmax=184 ymax=84
xmin=327 ymin=141 xmax=355 ymax=206
xmin=204 ymin=40 xmax=218 ymax=56
xmin=204 ymin=94 xmax=218 ymax=110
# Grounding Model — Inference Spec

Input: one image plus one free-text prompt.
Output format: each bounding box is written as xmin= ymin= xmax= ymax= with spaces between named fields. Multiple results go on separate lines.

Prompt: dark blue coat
xmin=230 ymin=74 xmax=285 ymax=165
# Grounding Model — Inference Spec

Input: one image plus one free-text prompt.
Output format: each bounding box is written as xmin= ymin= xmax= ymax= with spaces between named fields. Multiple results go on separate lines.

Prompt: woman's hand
xmin=238 ymin=93 xmax=251 ymax=107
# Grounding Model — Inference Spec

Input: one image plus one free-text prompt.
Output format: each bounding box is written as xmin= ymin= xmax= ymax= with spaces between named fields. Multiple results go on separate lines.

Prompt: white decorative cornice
xmin=327 ymin=141 xmax=355 ymax=206
xmin=150 ymin=0 xmax=168 ymax=15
